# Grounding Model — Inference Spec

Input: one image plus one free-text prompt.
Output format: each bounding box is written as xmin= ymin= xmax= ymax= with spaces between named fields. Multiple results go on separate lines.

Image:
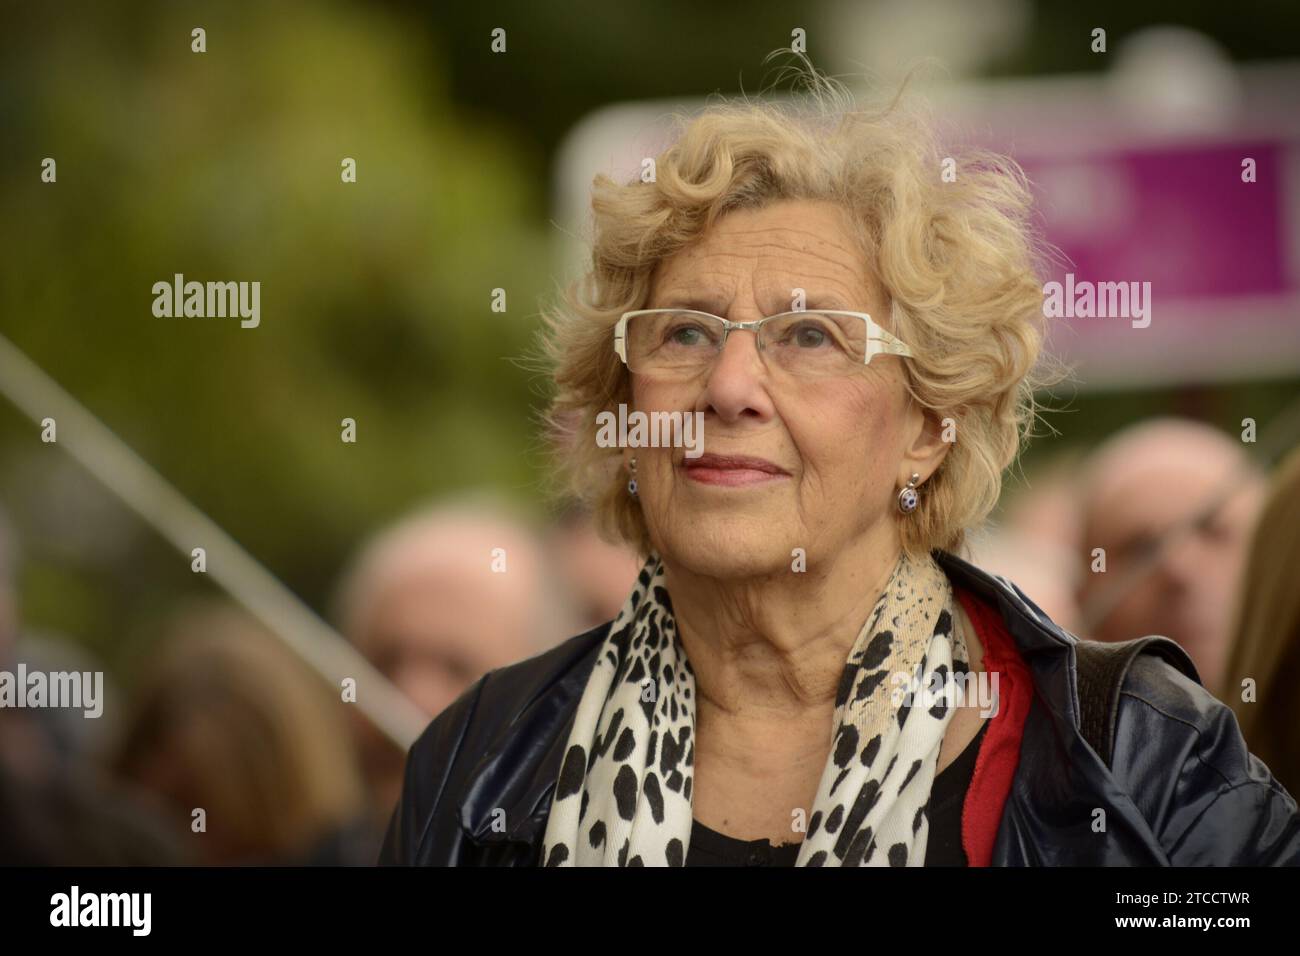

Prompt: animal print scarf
xmin=541 ymin=548 xmax=969 ymax=866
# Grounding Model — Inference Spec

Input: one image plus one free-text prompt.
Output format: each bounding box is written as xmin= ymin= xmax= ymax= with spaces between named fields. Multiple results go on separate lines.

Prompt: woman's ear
xmin=899 ymin=404 xmax=952 ymax=488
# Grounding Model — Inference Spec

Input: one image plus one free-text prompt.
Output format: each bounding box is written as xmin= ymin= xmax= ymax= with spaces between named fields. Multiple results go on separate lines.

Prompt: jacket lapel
xmin=458 ymin=623 xmax=608 ymax=850
xmin=934 ymin=550 xmax=1174 ymax=863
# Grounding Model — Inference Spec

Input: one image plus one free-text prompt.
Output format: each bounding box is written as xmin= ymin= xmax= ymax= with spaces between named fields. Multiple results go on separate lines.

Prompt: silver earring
xmin=897 ymin=472 xmax=920 ymax=514
xmin=627 ymin=457 xmax=638 ymax=497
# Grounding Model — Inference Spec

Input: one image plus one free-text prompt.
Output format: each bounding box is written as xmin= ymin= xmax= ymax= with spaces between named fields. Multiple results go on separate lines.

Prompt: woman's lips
xmin=680 ymin=454 xmax=790 ymax=487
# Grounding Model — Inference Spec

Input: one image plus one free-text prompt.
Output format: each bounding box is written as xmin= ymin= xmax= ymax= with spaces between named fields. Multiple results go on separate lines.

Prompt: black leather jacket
xmin=379 ymin=550 xmax=1300 ymax=866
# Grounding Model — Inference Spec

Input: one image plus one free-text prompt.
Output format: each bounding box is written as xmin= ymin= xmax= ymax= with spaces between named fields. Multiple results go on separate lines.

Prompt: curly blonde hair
xmin=535 ymin=57 xmax=1055 ymax=560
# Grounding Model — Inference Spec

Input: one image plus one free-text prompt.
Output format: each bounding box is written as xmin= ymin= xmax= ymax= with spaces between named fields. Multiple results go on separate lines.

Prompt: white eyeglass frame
xmin=613 ymin=308 xmax=913 ymax=370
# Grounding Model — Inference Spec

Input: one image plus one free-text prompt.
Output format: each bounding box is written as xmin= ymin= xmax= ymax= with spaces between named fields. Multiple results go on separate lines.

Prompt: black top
xmin=685 ymin=719 xmax=988 ymax=866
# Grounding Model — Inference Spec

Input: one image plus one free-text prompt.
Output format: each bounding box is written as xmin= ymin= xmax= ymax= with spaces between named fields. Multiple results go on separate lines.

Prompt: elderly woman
xmin=380 ymin=74 xmax=1300 ymax=867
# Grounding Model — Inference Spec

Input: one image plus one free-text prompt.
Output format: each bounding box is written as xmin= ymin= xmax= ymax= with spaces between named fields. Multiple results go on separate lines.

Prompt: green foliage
xmin=0 ymin=1 xmax=557 ymax=661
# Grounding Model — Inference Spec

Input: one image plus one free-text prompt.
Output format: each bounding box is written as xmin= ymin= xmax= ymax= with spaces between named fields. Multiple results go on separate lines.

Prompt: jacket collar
xmin=460 ymin=549 xmax=1086 ymax=850
xmin=933 ymin=548 xmax=1085 ymax=734
xmin=933 ymin=549 xmax=1075 ymax=655
xmin=459 ymin=623 xmax=608 ymax=849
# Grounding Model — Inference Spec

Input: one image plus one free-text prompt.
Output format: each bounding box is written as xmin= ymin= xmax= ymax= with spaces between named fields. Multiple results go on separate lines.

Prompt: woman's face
xmin=629 ymin=199 xmax=941 ymax=579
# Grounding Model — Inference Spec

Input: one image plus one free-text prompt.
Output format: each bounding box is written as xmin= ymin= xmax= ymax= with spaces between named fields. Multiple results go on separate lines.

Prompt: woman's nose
xmin=700 ymin=329 xmax=773 ymax=419
xmin=712 ymin=328 xmax=764 ymax=378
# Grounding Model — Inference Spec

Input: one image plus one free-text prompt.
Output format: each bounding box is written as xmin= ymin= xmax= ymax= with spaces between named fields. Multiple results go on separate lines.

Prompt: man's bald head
xmin=336 ymin=499 xmax=575 ymax=718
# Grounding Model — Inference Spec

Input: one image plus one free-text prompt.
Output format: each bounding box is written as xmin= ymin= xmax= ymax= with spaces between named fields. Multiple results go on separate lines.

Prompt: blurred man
xmin=1076 ymin=418 xmax=1265 ymax=692
xmin=333 ymin=497 xmax=578 ymax=844
xmin=336 ymin=498 xmax=575 ymax=719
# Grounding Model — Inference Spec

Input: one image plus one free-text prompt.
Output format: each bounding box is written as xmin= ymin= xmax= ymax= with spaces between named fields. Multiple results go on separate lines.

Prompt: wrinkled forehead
xmin=649 ymin=201 xmax=878 ymax=314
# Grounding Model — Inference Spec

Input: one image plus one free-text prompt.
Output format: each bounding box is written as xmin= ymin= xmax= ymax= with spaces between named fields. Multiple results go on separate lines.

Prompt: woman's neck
xmin=662 ymin=539 xmax=904 ymax=718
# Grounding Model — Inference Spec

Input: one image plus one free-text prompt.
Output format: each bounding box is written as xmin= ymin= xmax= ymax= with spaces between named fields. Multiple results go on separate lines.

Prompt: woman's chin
xmin=655 ymin=521 xmax=793 ymax=577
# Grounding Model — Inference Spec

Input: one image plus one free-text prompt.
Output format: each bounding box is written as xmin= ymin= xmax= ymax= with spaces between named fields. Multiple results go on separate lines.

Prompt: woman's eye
xmin=667 ymin=325 xmax=705 ymax=346
xmin=792 ymin=322 xmax=830 ymax=348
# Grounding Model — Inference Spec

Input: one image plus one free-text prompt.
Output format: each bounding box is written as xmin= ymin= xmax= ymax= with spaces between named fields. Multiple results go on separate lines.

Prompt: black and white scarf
xmin=541 ymin=549 xmax=968 ymax=866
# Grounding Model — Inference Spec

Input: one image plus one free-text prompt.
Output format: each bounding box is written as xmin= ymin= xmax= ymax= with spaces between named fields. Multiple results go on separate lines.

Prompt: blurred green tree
xmin=0 ymin=0 xmax=557 ymax=665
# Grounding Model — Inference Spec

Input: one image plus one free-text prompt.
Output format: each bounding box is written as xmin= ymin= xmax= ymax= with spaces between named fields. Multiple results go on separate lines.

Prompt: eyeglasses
xmin=613 ymin=308 xmax=913 ymax=380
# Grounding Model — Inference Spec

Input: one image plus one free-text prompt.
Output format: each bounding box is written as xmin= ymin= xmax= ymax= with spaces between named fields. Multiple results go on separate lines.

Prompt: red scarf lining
xmin=953 ymin=585 xmax=1034 ymax=867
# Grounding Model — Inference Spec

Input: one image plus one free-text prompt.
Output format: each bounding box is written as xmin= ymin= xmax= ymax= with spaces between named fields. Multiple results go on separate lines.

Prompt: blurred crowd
xmin=1 ymin=416 xmax=1298 ymax=865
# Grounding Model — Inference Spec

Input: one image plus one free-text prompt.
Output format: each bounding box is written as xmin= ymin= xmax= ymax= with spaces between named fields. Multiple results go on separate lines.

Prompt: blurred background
xmin=1 ymin=0 xmax=1297 ymax=864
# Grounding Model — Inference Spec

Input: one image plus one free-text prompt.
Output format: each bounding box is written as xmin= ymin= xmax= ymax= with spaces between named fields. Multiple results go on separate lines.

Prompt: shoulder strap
xmin=1073 ymin=636 xmax=1200 ymax=768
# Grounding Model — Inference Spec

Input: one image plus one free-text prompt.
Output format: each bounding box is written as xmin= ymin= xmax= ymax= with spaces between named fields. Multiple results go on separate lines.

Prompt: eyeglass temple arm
xmin=867 ymin=328 xmax=912 ymax=360
xmin=613 ymin=314 xmax=629 ymax=363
